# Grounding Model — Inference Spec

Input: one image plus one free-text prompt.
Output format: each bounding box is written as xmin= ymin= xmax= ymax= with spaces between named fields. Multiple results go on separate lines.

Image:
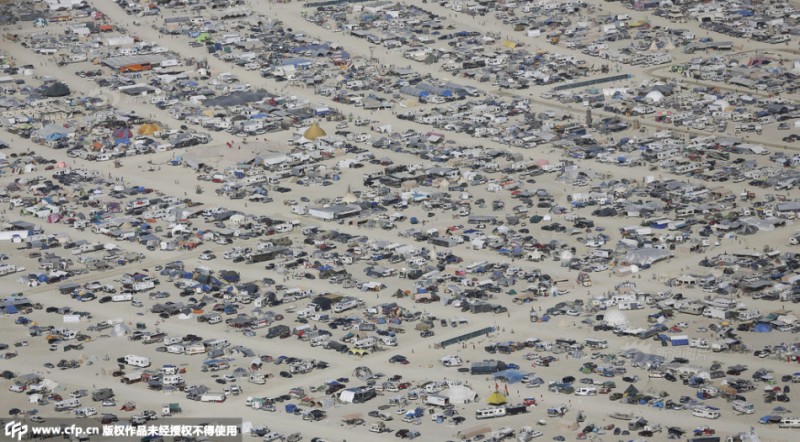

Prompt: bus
xmin=585 ymin=339 xmax=608 ymax=350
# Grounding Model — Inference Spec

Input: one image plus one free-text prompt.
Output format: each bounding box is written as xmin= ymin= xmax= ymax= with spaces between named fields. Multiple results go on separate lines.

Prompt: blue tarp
xmin=492 ymin=369 xmax=525 ymax=384
xmin=754 ymin=323 xmax=772 ymax=333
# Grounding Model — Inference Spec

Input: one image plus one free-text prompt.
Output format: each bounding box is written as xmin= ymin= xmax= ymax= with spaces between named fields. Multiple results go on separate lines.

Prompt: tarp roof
xmin=41 ymin=82 xmax=70 ymax=97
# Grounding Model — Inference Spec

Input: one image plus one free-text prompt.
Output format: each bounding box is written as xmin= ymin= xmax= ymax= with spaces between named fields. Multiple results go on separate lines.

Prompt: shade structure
xmin=137 ymin=123 xmax=160 ymax=135
xmin=303 ymin=122 xmax=326 ymax=140
xmin=486 ymin=391 xmax=507 ymax=405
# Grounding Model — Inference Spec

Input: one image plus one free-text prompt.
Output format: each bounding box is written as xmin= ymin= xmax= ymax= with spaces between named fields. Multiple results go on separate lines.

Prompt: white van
xmin=440 ymin=355 xmax=462 ymax=367
xmin=575 ymin=387 xmax=597 ymax=396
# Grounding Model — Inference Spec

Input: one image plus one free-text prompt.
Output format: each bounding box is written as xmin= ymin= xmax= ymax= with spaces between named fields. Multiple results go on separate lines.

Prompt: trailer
xmin=122 ymin=354 xmax=150 ymax=368
xmin=200 ymin=393 xmax=226 ymax=403
xmin=333 ymin=298 xmax=358 ymax=313
xmin=426 ymin=394 xmax=450 ymax=407
xmin=131 ymin=280 xmax=156 ymax=292
xmin=0 ymin=264 xmax=25 ymax=276
xmin=55 ymin=398 xmax=81 ymax=412
xmin=142 ymin=333 xmax=165 ymax=344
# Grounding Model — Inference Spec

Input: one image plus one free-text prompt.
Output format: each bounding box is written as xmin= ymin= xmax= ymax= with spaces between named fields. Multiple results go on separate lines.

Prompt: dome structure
xmin=303 ymin=122 xmax=326 ymax=140
xmin=604 ymin=308 xmax=629 ymax=327
xmin=443 ymin=385 xmax=478 ymax=404
xmin=645 ymin=90 xmax=664 ymax=103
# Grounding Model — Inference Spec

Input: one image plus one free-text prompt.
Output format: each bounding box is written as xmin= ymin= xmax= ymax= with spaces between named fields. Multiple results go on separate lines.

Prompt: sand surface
xmin=0 ymin=1 xmax=798 ymax=441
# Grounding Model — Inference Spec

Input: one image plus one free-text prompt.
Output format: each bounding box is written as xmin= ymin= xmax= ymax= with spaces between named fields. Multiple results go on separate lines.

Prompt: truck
xmin=161 ymin=403 xmax=181 ymax=417
xmin=200 ymin=393 xmax=226 ymax=403
xmin=426 ymin=394 xmax=450 ymax=407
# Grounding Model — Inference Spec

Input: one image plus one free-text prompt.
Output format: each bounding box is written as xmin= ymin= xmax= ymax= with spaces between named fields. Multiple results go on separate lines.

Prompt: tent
xmin=111 ymin=323 xmax=130 ymax=337
xmin=352 ymin=366 xmax=372 ymax=380
xmin=443 ymin=385 xmax=477 ymax=405
xmin=137 ymin=123 xmax=160 ymax=135
xmin=41 ymin=82 xmax=71 ymax=97
xmin=492 ymin=369 xmax=525 ymax=384
xmin=486 ymin=391 xmax=507 ymax=405
xmin=113 ymin=127 xmax=133 ymax=140
xmin=754 ymin=323 xmax=772 ymax=333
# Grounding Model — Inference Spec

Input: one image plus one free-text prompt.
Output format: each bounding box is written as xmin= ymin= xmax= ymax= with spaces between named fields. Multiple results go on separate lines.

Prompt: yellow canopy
xmin=486 ymin=391 xmax=507 ymax=405
xmin=303 ymin=122 xmax=326 ymax=140
xmin=502 ymin=40 xmax=517 ymax=49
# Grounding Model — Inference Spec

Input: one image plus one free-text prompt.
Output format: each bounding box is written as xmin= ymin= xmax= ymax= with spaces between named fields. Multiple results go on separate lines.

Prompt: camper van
xmin=203 ymin=338 xmax=229 ymax=350
xmin=353 ymin=337 xmax=376 ymax=349
xmin=575 ymin=387 xmax=597 ymax=396
xmin=476 ymin=407 xmax=507 ymax=420
xmin=380 ymin=336 xmax=397 ymax=347
xmin=75 ymin=407 xmax=97 ymax=417
xmin=732 ymin=400 xmax=754 ymax=415
xmin=441 ymin=355 xmax=463 ymax=367
xmin=779 ymin=417 xmax=800 ymax=428
xmin=55 ymin=398 xmax=81 ymax=412
xmin=692 ymin=407 xmax=720 ymax=419
xmin=311 ymin=335 xmax=330 ymax=347
xmin=123 ymin=355 xmax=151 ymax=368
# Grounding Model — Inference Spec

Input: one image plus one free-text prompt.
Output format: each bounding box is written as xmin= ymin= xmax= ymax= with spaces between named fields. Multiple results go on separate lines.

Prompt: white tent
xmin=604 ymin=309 xmax=629 ymax=327
xmin=111 ymin=322 xmax=131 ymax=337
xmin=444 ymin=385 xmax=478 ymax=404
xmin=645 ymin=90 xmax=664 ymax=103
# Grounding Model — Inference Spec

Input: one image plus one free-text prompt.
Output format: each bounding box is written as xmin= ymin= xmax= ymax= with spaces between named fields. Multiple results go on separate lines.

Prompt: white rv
xmin=440 ymin=355 xmax=463 ymax=367
xmin=476 ymin=407 xmax=506 ymax=420
xmin=123 ymin=355 xmax=151 ymax=368
xmin=55 ymin=398 xmax=81 ymax=412
xmin=779 ymin=417 xmax=800 ymax=428
xmin=692 ymin=407 xmax=720 ymax=419
xmin=732 ymin=400 xmax=754 ymax=415
xmin=575 ymin=387 xmax=597 ymax=396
